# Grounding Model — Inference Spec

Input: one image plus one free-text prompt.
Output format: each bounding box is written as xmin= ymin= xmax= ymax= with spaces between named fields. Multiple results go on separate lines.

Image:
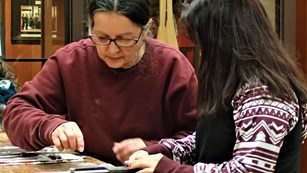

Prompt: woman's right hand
xmin=51 ymin=121 xmax=84 ymax=152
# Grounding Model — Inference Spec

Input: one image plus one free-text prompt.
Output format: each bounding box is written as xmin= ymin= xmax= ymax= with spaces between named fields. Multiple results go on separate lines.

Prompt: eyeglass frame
xmin=88 ymin=29 xmax=143 ymax=48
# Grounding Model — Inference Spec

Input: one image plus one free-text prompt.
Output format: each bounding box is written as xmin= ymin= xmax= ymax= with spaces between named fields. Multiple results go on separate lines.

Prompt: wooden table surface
xmin=0 ymin=131 xmax=106 ymax=173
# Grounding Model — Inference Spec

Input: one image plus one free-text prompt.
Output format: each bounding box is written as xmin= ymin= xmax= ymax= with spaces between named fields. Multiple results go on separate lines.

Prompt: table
xmin=0 ymin=131 xmax=106 ymax=173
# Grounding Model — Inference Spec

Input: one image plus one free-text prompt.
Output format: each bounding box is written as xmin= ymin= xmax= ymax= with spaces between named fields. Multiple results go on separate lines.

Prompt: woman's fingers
xmin=51 ymin=122 xmax=84 ymax=152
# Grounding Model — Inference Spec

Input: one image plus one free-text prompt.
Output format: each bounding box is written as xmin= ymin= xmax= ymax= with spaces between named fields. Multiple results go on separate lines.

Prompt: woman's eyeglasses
xmin=89 ymin=29 xmax=143 ymax=48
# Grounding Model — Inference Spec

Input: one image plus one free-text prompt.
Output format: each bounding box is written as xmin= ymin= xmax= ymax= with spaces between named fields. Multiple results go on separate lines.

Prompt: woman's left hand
xmin=126 ymin=153 xmax=164 ymax=173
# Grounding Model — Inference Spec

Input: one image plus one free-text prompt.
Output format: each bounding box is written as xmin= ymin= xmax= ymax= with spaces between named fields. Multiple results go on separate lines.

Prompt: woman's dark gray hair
xmin=88 ymin=0 xmax=151 ymax=28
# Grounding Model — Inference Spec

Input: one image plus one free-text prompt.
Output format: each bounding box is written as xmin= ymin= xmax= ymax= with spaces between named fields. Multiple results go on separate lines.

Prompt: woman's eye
xmin=117 ymin=39 xmax=132 ymax=43
xmin=98 ymin=37 xmax=109 ymax=42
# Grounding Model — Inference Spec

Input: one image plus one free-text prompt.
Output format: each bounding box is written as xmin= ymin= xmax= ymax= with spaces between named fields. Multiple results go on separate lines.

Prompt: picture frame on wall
xmin=11 ymin=0 xmax=57 ymax=44
xmin=20 ymin=5 xmax=42 ymax=38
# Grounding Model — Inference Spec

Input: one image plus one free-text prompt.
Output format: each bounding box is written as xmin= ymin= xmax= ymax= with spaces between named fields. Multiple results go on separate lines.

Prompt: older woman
xmin=2 ymin=0 xmax=198 ymax=166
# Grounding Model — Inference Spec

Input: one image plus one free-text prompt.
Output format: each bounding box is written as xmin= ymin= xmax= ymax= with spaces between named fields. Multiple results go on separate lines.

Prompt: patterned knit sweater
xmin=145 ymin=84 xmax=307 ymax=173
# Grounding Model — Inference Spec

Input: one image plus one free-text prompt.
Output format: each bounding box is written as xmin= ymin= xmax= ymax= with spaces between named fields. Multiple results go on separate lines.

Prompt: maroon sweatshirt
xmin=2 ymin=38 xmax=198 ymax=165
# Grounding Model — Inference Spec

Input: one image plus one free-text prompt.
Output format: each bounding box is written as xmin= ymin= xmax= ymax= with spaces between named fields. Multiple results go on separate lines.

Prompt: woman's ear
xmin=145 ymin=18 xmax=158 ymax=38
xmin=147 ymin=18 xmax=154 ymax=28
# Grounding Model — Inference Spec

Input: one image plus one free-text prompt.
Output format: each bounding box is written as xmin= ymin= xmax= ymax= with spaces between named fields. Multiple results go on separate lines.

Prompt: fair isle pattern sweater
xmin=146 ymin=84 xmax=307 ymax=173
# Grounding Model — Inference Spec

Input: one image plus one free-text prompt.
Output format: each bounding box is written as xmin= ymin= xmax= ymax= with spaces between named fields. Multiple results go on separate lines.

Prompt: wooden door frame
xmin=0 ymin=0 xmax=4 ymax=58
xmin=296 ymin=0 xmax=307 ymax=172
xmin=297 ymin=0 xmax=307 ymax=75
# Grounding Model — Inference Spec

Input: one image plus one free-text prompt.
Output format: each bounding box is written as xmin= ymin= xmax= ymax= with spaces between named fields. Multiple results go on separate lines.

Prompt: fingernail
xmin=124 ymin=160 xmax=132 ymax=167
xmin=79 ymin=146 xmax=84 ymax=152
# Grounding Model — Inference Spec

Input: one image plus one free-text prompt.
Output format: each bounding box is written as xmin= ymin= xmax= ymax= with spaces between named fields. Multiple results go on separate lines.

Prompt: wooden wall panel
xmin=4 ymin=0 xmax=65 ymax=86
xmin=4 ymin=0 xmax=42 ymax=59
xmin=297 ymin=0 xmax=307 ymax=74
xmin=7 ymin=62 xmax=41 ymax=86
xmin=4 ymin=0 xmax=42 ymax=86
xmin=297 ymin=0 xmax=307 ymax=172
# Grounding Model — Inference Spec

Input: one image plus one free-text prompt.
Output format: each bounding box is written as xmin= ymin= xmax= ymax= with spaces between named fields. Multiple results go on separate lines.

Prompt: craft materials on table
xmin=0 ymin=145 xmax=84 ymax=166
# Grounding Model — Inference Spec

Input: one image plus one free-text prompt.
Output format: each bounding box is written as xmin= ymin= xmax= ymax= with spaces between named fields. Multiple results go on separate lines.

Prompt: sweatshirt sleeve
xmin=142 ymin=133 xmax=196 ymax=173
xmin=167 ymin=67 xmax=198 ymax=139
xmin=143 ymin=143 xmax=172 ymax=157
xmin=155 ymin=156 xmax=194 ymax=173
xmin=158 ymin=132 xmax=196 ymax=164
xmin=143 ymin=70 xmax=197 ymax=146
xmin=301 ymin=103 xmax=307 ymax=142
xmin=2 ymin=56 xmax=68 ymax=151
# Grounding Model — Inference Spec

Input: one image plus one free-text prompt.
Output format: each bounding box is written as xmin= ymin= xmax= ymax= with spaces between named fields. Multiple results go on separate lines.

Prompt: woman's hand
xmin=51 ymin=121 xmax=84 ymax=152
xmin=128 ymin=150 xmax=149 ymax=162
xmin=126 ymin=153 xmax=164 ymax=173
xmin=112 ymin=138 xmax=146 ymax=164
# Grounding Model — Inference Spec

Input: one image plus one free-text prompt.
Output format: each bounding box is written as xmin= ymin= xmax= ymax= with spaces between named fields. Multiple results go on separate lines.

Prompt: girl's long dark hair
xmin=181 ymin=0 xmax=307 ymax=116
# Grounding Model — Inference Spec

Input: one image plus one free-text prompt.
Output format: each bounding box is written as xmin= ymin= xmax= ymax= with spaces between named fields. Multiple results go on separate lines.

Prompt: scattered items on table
xmin=0 ymin=146 xmax=84 ymax=166
xmin=70 ymin=164 xmax=141 ymax=173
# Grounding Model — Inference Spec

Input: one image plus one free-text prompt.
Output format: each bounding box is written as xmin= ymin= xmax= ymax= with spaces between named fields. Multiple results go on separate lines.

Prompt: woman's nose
xmin=107 ymin=42 xmax=120 ymax=55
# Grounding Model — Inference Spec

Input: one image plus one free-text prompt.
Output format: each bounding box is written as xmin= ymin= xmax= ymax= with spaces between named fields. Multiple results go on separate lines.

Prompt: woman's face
xmin=91 ymin=12 xmax=145 ymax=69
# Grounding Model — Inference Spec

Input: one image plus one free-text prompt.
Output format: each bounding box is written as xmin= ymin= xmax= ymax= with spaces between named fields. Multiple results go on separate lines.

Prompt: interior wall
xmin=283 ymin=0 xmax=296 ymax=52
xmin=4 ymin=0 xmax=64 ymax=86
xmin=296 ymin=0 xmax=307 ymax=171
xmin=4 ymin=0 xmax=41 ymax=85
xmin=260 ymin=0 xmax=276 ymax=30
xmin=297 ymin=0 xmax=307 ymax=74
xmin=5 ymin=1 xmax=41 ymax=59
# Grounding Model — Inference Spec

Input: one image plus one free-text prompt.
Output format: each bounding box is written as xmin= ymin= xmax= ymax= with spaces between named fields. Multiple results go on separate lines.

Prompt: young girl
xmin=127 ymin=0 xmax=307 ymax=172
